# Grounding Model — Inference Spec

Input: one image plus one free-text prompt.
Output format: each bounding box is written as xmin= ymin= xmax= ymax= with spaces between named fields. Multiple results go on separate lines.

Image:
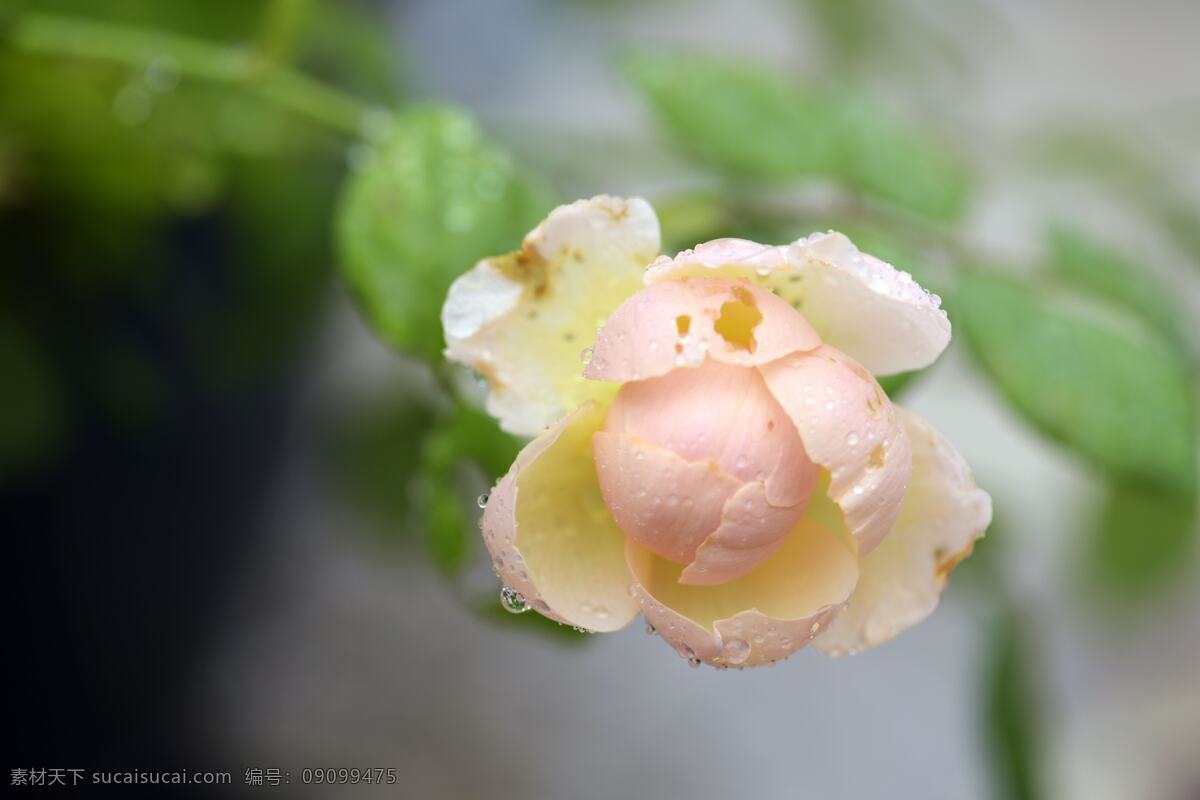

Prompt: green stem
xmin=5 ymin=11 xmax=369 ymax=137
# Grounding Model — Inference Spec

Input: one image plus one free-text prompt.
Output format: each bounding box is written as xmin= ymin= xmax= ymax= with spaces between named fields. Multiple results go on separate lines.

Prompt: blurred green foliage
xmin=983 ymin=610 xmax=1042 ymax=800
xmin=337 ymin=106 xmax=553 ymax=361
xmin=958 ymin=271 xmax=1196 ymax=497
xmin=624 ymin=50 xmax=971 ymax=221
xmin=1086 ymin=481 xmax=1197 ymax=601
xmin=1045 ymin=224 xmax=1187 ymax=350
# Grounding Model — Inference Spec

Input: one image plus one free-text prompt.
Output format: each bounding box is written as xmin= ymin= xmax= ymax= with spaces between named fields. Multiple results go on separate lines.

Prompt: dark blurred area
xmin=2 ymin=1 xmax=1198 ymax=798
xmin=2 ymin=0 xmax=374 ymax=790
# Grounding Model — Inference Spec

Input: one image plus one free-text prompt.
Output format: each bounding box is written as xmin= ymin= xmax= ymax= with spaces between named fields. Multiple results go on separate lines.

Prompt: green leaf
xmin=624 ymin=52 xmax=971 ymax=220
xmin=424 ymin=476 xmax=475 ymax=574
xmin=982 ymin=611 xmax=1041 ymax=800
xmin=958 ymin=271 xmax=1196 ymax=495
xmin=876 ymin=370 xmax=918 ymax=398
xmin=837 ymin=94 xmax=972 ymax=222
xmin=337 ymin=105 xmax=552 ymax=360
xmin=1087 ymin=480 xmax=1196 ymax=600
xmin=1045 ymin=223 xmax=1185 ymax=348
xmin=422 ymin=399 xmax=523 ymax=481
xmin=622 ymin=51 xmax=843 ymax=182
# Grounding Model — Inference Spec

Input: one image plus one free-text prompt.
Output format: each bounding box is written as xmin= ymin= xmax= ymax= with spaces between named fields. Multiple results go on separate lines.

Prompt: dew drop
xmin=476 ymin=493 xmax=490 ymax=509
xmin=687 ymin=657 xmax=702 ymax=669
xmin=580 ymin=347 xmax=594 ymax=365
xmin=500 ymin=586 xmax=529 ymax=614
xmin=846 ymin=433 xmax=859 ymax=447
xmin=723 ymin=638 xmax=751 ymax=665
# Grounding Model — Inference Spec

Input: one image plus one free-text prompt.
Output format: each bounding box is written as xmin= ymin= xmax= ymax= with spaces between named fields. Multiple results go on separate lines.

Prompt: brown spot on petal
xmin=867 ymin=444 xmax=886 ymax=471
xmin=491 ymin=242 xmax=554 ymax=300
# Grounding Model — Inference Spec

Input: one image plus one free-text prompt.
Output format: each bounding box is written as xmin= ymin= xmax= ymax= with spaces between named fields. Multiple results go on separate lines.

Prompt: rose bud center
xmin=592 ymin=359 xmax=819 ymax=583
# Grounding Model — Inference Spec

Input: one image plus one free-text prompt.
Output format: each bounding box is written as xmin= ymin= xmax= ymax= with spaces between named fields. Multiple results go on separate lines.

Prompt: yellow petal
xmin=627 ymin=492 xmax=859 ymax=667
xmin=813 ymin=407 xmax=991 ymax=657
xmin=481 ymin=401 xmax=640 ymax=632
xmin=645 ymin=233 xmax=950 ymax=375
xmin=443 ymin=196 xmax=660 ymax=435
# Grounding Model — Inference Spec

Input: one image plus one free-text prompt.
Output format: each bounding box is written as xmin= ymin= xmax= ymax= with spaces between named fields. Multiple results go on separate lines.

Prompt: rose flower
xmin=442 ymin=196 xmax=991 ymax=668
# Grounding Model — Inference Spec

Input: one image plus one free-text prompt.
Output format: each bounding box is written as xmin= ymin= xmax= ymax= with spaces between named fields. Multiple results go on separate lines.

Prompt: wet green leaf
xmin=337 ymin=105 xmax=552 ymax=361
xmin=1087 ymin=481 xmax=1196 ymax=600
xmin=959 ymin=271 xmax=1196 ymax=496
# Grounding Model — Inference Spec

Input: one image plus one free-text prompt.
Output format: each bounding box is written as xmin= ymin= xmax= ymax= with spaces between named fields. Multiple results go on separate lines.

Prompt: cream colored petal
xmin=627 ymin=506 xmax=859 ymax=668
xmin=592 ymin=431 xmax=741 ymax=565
xmin=646 ymin=232 xmax=949 ymax=375
xmin=814 ymin=407 xmax=992 ymax=657
xmin=584 ymin=278 xmax=821 ymax=384
xmin=443 ymin=195 xmax=660 ymax=435
xmin=481 ymin=401 xmax=640 ymax=632
xmin=759 ymin=346 xmax=912 ymax=556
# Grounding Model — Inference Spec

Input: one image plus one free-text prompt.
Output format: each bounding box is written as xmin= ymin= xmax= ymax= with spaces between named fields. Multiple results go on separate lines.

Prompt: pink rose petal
xmin=759 ymin=345 xmax=912 ymax=556
xmin=592 ymin=431 xmax=741 ymax=565
xmin=585 ymin=278 xmax=820 ymax=384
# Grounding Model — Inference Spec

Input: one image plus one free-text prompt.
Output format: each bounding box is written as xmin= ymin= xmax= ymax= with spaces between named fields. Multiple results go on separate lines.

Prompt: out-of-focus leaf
xmin=838 ymin=94 xmax=971 ymax=222
xmin=337 ymin=105 xmax=552 ymax=361
xmin=877 ymin=370 xmax=918 ymax=398
xmin=983 ymin=610 xmax=1041 ymax=800
xmin=1087 ymin=481 xmax=1196 ymax=600
xmin=327 ymin=393 xmax=439 ymax=536
xmin=959 ymin=271 xmax=1196 ymax=496
xmin=1045 ymin=223 xmax=1186 ymax=349
xmin=424 ymin=476 xmax=474 ymax=573
xmin=623 ymin=52 xmax=971 ymax=221
xmin=622 ymin=51 xmax=843 ymax=182
xmin=654 ymin=191 xmax=729 ymax=254
xmin=422 ymin=398 xmax=523 ymax=481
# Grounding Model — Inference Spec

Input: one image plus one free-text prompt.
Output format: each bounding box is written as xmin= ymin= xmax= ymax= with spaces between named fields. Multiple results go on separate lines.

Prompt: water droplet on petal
xmin=723 ymin=638 xmax=751 ymax=665
xmin=476 ymin=493 xmax=490 ymax=509
xmin=500 ymin=586 xmax=529 ymax=614
xmin=687 ymin=657 xmax=702 ymax=669
xmin=580 ymin=347 xmax=594 ymax=365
